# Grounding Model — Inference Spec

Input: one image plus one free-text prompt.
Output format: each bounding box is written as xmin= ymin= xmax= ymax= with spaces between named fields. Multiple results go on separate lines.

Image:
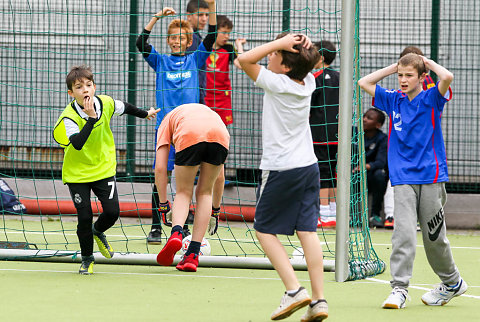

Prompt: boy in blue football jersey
xmin=359 ymin=53 xmax=467 ymax=309
xmin=136 ymin=2 xmax=217 ymax=243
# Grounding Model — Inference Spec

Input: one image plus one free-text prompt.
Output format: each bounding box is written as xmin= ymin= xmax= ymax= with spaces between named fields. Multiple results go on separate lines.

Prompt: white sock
xmin=320 ymin=205 xmax=330 ymax=220
xmin=329 ymin=202 xmax=336 ymax=217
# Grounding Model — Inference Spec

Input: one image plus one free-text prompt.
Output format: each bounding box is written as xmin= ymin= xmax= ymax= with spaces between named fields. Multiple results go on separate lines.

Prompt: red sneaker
xmin=176 ymin=253 xmax=199 ymax=272
xmin=318 ymin=218 xmax=336 ymax=228
xmin=384 ymin=217 xmax=394 ymax=229
xmin=156 ymin=231 xmax=183 ymax=266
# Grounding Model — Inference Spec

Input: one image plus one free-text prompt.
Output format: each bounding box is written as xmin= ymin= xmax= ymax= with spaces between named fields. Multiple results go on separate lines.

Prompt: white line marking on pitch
xmin=366 ymin=277 xmax=480 ymax=300
xmin=0 ymin=267 xmax=284 ymax=281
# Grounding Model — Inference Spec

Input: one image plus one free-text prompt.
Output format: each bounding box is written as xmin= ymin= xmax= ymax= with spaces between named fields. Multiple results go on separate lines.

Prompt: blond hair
xmin=168 ymin=19 xmax=193 ymax=44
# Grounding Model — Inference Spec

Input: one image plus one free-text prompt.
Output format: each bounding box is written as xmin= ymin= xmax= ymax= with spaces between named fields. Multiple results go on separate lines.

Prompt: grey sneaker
xmin=382 ymin=287 xmax=409 ymax=309
xmin=147 ymin=229 xmax=162 ymax=245
xmin=271 ymin=287 xmax=311 ymax=320
xmin=301 ymin=299 xmax=328 ymax=322
xmin=79 ymin=255 xmax=94 ymax=275
xmin=93 ymin=226 xmax=114 ymax=259
xmin=421 ymin=278 xmax=468 ymax=306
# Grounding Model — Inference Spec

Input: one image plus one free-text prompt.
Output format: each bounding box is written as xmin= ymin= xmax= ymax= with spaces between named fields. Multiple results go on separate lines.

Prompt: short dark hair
xmin=367 ymin=108 xmax=386 ymax=126
xmin=276 ymin=33 xmax=321 ymax=81
xmin=314 ymin=40 xmax=337 ymax=65
xmin=217 ymin=15 xmax=233 ymax=30
xmin=186 ymin=0 xmax=209 ymax=13
xmin=66 ymin=65 xmax=94 ymax=90
xmin=400 ymin=46 xmax=424 ymax=58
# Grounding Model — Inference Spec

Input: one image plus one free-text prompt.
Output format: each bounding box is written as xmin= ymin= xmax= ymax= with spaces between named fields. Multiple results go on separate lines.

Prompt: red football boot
xmin=176 ymin=253 xmax=199 ymax=272
xmin=156 ymin=231 xmax=183 ymax=266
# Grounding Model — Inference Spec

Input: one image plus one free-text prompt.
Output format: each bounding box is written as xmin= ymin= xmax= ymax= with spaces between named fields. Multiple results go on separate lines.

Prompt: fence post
xmin=430 ymin=0 xmax=440 ymax=83
xmin=282 ymin=0 xmax=291 ymax=31
xmin=126 ymin=0 xmax=139 ymax=179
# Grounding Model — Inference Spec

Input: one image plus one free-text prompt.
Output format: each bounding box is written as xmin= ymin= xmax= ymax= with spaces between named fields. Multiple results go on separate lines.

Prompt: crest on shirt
xmin=74 ymin=193 xmax=82 ymax=204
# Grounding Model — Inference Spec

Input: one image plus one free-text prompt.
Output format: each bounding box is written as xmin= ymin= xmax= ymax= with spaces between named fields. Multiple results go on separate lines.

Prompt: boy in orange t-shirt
xmin=155 ymin=103 xmax=229 ymax=272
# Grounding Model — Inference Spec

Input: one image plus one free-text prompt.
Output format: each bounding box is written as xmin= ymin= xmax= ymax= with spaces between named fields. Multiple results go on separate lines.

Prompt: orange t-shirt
xmin=156 ymin=103 xmax=230 ymax=152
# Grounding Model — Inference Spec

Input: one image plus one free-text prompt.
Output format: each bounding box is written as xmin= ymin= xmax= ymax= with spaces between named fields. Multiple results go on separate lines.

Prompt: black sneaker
xmin=147 ymin=229 xmax=162 ymax=245
xmin=79 ymin=255 xmax=94 ymax=275
xmin=369 ymin=215 xmax=384 ymax=228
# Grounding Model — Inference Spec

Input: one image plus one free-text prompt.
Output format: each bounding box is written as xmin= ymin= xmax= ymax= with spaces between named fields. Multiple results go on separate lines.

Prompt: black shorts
xmin=254 ymin=163 xmax=320 ymax=235
xmin=175 ymin=142 xmax=228 ymax=166
xmin=314 ymin=144 xmax=337 ymax=188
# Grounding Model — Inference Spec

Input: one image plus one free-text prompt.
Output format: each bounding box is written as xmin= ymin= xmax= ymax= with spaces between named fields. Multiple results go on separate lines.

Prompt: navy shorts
xmin=254 ymin=163 xmax=320 ymax=235
xmin=175 ymin=142 xmax=228 ymax=166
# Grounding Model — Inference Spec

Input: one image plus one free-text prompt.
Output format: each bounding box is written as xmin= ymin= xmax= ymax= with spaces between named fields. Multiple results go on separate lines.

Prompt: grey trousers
xmin=389 ymin=183 xmax=460 ymax=289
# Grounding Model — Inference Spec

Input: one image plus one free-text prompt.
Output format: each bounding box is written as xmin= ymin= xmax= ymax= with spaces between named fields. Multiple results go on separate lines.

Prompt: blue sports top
xmin=144 ymin=43 xmax=210 ymax=128
xmin=373 ymin=84 xmax=451 ymax=186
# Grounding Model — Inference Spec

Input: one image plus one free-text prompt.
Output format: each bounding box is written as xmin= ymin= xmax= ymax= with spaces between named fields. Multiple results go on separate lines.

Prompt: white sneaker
xmin=382 ymin=287 xmax=409 ymax=309
xmin=421 ymin=278 xmax=468 ymax=306
xmin=271 ymin=287 xmax=311 ymax=320
xmin=301 ymin=299 xmax=328 ymax=322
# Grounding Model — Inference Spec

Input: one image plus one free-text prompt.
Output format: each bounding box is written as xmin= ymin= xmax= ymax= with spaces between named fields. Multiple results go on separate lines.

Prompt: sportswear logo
xmin=166 ymin=70 xmax=192 ymax=81
xmin=325 ymin=74 xmax=331 ymax=79
xmin=74 ymin=193 xmax=82 ymax=204
xmin=427 ymin=207 xmax=444 ymax=241
xmin=393 ymin=111 xmax=402 ymax=131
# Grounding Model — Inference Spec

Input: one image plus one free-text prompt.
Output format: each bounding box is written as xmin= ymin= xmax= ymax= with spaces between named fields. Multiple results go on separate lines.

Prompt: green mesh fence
xmin=0 ymin=0 xmax=385 ymax=280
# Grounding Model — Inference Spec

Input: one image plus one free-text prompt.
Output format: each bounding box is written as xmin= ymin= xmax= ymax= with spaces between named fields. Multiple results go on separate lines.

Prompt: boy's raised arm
xmin=421 ymin=56 xmax=453 ymax=97
xmin=205 ymin=0 xmax=217 ymax=26
xmin=358 ymin=63 xmax=397 ymax=97
xmin=238 ymin=34 xmax=310 ymax=82
xmin=145 ymin=7 xmax=176 ymax=32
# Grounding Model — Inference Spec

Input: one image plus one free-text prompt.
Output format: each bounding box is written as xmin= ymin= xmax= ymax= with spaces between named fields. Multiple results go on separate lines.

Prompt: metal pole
xmin=0 ymin=249 xmax=335 ymax=271
xmin=336 ymin=0 xmax=356 ymax=282
xmin=430 ymin=0 xmax=440 ymax=83
xmin=126 ymin=0 xmax=139 ymax=178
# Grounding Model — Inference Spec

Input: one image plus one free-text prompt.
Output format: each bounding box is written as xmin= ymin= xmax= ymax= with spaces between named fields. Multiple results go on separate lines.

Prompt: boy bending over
xmin=155 ymin=104 xmax=229 ymax=272
xmin=238 ymin=34 xmax=328 ymax=321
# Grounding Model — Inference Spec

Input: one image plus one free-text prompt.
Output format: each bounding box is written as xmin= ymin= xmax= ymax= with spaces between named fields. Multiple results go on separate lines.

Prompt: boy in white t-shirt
xmin=238 ymin=33 xmax=328 ymax=322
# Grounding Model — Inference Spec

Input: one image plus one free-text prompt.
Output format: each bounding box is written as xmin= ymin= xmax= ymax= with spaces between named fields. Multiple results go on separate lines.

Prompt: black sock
xmin=212 ymin=206 xmax=220 ymax=212
xmin=185 ymin=240 xmax=201 ymax=256
xmin=309 ymin=299 xmax=327 ymax=307
xmin=171 ymin=225 xmax=183 ymax=235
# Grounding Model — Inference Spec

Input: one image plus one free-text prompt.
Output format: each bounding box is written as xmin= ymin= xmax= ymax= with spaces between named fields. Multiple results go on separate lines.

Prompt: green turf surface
xmin=1 ymin=221 xmax=479 ymax=321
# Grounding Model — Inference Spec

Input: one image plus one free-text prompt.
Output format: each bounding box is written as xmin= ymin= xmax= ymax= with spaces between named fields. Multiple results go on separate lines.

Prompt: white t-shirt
xmin=255 ymin=66 xmax=317 ymax=170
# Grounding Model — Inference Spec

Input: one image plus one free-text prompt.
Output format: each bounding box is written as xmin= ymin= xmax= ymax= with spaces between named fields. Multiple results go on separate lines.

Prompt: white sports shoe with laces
xmin=271 ymin=287 xmax=311 ymax=320
xmin=382 ymin=287 xmax=409 ymax=309
xmin=421 ymin=278 xmax=468 ymax=306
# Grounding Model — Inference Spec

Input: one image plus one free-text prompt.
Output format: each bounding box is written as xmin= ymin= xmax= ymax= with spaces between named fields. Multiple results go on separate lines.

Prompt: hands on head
xmin=278 ymin=34 xmax=313 ymax=53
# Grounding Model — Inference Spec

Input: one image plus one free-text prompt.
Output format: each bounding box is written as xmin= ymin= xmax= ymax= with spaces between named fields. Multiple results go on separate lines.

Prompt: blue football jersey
xmin=373 ymin=84 xmax=450 ymax=185
xmin=144 ymin=43 xmax=210 ymax=128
